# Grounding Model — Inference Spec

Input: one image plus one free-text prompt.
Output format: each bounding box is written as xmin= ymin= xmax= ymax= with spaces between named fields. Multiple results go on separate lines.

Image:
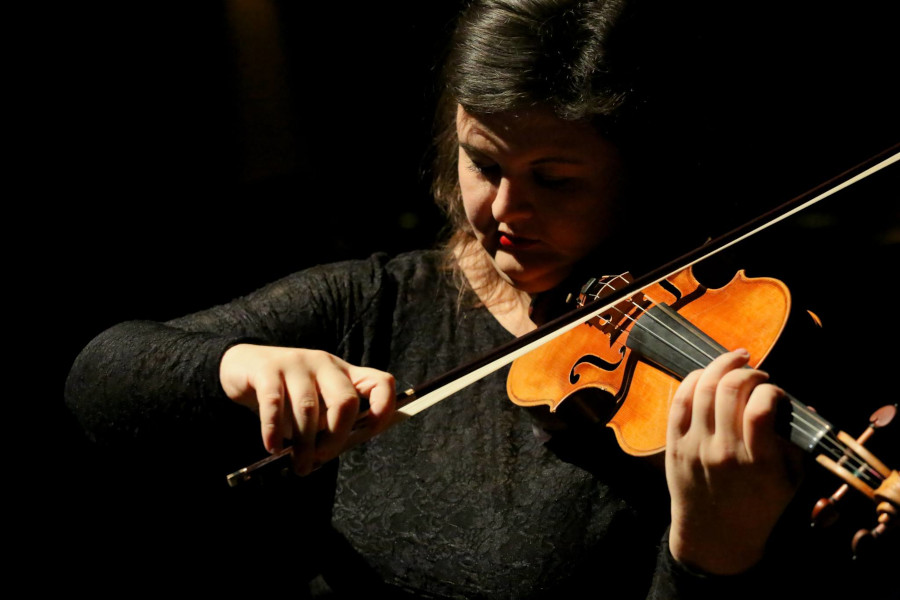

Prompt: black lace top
xmin=66 ymin=250 xmax=884 ymax=599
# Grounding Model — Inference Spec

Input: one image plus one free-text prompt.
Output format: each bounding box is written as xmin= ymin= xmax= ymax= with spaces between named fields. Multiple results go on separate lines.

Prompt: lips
xmin=498 ymin=233 xmax=539 ymax=249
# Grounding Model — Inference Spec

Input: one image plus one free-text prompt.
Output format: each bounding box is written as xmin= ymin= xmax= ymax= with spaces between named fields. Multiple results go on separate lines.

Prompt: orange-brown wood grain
xmin=507 ymin=266 xmax=790 ymax=456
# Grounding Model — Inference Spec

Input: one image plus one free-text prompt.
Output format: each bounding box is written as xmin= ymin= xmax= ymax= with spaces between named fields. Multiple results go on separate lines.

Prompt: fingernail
xmin=735 ymin=348 xmax=750 ymax=358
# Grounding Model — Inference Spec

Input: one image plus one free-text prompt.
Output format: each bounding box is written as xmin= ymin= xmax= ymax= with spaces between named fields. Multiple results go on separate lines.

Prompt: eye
xmin=465 ymin=157 xmax=501 ymax=180
xmin=533 ymin=171 xmax=575 ymax=190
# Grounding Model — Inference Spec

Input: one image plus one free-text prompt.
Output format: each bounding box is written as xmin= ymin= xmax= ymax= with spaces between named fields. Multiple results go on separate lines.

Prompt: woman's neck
xmin=455 ymin=241 xmax=537 ymax=337
xmin=453 ymin=238 xmax=600 ymax=336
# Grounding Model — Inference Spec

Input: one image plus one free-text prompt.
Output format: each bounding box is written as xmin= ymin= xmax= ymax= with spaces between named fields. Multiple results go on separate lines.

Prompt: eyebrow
xmin=531 ymin=156 xmax=583 ymax=166
xmin=458 ymin=142 xmax=487 ymax=157
xmin=458 ymin=142 xmax=584 ymax=166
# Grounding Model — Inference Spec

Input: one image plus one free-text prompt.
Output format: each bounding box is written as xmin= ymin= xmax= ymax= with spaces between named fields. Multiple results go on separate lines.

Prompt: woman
xmin=64 ymin=0 xmax=894 ymax=597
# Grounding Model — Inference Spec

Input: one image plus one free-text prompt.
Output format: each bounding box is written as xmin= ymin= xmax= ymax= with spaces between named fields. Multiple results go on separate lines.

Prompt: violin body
xmin=507 ymin=264 xmax=898 ymax=550
xmin=507 ymin=266 xmax=790 ymax=455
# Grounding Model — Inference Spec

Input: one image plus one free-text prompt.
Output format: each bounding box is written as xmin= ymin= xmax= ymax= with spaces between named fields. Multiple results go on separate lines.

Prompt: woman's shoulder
xmin=383 ymin=248 xmax=449 ymax=282
xmin=286 ymin=249 xmax=450 ymax=296
xmin=292 ymin=248 xmax=444 ymax=277
xmin=244 ymin=249 xmax=442 ymax=297
xmin=236 ymin=249 xmax=456 ymax=334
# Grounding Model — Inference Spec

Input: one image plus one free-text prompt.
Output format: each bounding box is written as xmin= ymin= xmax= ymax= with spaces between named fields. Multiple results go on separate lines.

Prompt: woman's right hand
xmin=219 ymin=344 xmax=396 ymax=475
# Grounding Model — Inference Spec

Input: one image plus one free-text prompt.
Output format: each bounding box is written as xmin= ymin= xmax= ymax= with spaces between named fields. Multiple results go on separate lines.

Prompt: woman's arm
xmin=64 ymin=256 xmax=394 ymax=459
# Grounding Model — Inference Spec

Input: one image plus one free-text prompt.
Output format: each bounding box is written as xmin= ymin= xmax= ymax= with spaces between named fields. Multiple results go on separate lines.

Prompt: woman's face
xmin=456 ymin=105 xmax=623 ymax=294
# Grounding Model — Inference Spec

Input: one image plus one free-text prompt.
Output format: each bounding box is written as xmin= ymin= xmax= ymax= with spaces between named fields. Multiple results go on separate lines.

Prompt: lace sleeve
xmin=64 ymin=254 xmax=390 ymax=458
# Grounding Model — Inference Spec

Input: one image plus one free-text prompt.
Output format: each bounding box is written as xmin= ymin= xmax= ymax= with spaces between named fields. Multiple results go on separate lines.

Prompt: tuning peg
xmin=810 ymin=405 xmax=896 ymax=529
xmin=851 ymin=501 xmax=897 ymax=559
xmin=868 ymin=405 xmax=896 ymax=429
xmin=811 ymin=495 xmax=843 ymax=529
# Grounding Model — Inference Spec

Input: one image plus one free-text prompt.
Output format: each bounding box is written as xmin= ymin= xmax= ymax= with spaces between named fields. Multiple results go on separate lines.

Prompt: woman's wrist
xmin=668 ymin=518 xmax=765 ymax=575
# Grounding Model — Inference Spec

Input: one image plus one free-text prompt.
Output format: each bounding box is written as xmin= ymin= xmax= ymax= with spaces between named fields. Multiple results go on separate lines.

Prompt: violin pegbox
xmin=810 ymin=404 xmax=899 ymax=557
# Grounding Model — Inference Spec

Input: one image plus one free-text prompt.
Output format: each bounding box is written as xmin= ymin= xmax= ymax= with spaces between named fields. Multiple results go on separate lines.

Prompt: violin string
xmin=590 ymin=277 xmax=723 ymax=370
xmin=589 ymin=284 xmax=719 ymax=372
xmin=788 ymin=406 xmax=883 ymax=485
xmin=609 ymin=293 xmax=883 ymax=485
xmin=584 ymin=285 xmax=883 ymax=487
xmin=605 ymin=294 xmax=883 ymax=485
xmin=606 ymin=296 xmax=883 ymax=485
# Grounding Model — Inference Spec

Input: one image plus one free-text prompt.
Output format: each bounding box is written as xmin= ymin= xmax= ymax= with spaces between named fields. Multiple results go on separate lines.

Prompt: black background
xmin=49 ymin=2 xmax=899 ymax=391
xmin=21 ymin=0 xmax=899 ymax=579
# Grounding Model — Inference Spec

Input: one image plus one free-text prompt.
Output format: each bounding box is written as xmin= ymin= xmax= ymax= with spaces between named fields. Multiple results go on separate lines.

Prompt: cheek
xmin=576 ymin=203 xmax=613 ymax=242
xmin=458 ymin=170 xmax=495 ymax=237
xmin=546 ymin=195 xmax=613 ymax=255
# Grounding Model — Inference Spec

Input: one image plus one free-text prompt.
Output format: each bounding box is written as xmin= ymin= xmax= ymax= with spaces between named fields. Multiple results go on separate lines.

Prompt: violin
xmin=508 ymin=266 xmax=790 ymax=455
xmin=226 ymin=143 xmax=899 ymax=550
xmin=507 ymin=265 xmax=898 ymax=553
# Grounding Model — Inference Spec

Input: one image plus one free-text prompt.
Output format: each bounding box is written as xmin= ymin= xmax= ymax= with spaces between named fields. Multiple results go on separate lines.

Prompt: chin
xmin=496 ymin=257 xmax=568 ymax=294
xmin=475 ymin=242 xmax=571 ymax=294
xmin=511 ymin=275 xmax=566 ymax=295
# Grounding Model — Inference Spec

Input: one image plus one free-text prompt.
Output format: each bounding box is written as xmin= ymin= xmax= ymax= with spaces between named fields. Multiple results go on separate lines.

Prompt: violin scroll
xmin=810 ymin=404 xmax=898 ymax=556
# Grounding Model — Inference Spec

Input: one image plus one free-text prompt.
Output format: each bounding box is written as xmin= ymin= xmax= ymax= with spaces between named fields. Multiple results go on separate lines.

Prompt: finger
xmin=254 ymin=374 xmax=287 ymax=454
xmin=744 ymin=384 xmax=804 ymax=493
xmin=314 ymin=362 xmax=362 ymax=461
xmin=350 ymin=366 xmax=397 ymax=434
xmin=691 ymin=349 xmax=752 ymax=436
xmin=742 ymin=382 xmax=786 ymax=462
xmin=669 ymin=369 xmax=702 ymax=441
xmin=713 ymin=367 xmax=770 ymax=446
xmin=284 ymin=372 xmax=320 ymax=475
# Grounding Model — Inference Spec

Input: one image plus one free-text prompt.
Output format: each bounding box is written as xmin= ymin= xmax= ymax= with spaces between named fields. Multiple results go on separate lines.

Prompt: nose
xmin=492 ymin=176 xmax=535 ymax=223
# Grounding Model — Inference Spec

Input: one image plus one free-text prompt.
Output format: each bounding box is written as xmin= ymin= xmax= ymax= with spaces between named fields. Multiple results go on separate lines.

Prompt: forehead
xmin=455 ymin=104 xmax=611 ymax=159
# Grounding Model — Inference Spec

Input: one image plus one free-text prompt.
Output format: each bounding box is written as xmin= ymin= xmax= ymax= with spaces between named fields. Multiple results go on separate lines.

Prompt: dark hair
xmin=433 ymin=1 xmax=691 ymax=239
xmin=430 ymin=0 xmax=707 ymax=292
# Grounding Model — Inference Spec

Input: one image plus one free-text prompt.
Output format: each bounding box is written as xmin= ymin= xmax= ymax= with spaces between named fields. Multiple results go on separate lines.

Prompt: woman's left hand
xmin=665 ymin=349 xmax=803 ymax=574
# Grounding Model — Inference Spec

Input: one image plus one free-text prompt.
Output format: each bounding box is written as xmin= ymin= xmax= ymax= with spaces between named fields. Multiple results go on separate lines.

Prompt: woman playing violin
xmin=64 ymin=0 xmax=896 ymax=597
